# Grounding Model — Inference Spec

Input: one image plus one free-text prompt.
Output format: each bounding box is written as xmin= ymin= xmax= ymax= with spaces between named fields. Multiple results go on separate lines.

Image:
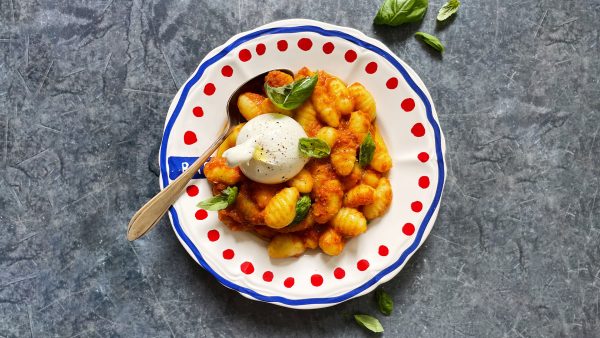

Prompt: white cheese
xmin=223 ymin=113 xmax=308 ymax=184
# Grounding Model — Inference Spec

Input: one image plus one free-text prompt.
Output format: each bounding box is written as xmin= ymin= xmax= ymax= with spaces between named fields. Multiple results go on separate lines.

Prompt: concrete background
xmin=1 ymin=0 xmax=599 ymax=337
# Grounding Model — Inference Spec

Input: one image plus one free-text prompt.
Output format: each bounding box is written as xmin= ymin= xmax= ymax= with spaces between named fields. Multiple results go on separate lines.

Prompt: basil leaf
xmin=299 ymin=137 xmax=331 ymax=158
xmin=264 ymin=74 xmax=318 ymax=110
xmin=415 ymin=32 xmax=445 ymax=53
xmin=373 ymin=0 xmax=429 ymax=26
xmin=376 ymin=289 xmax=393 ymax=316
xmin=197 ymin=186 xmax=238 ymax=211
xmin=437 ymin=0 xmax=460 ymax=21
xmin=354 ymin=314 xmax=384 ymax=333
xmin=359 ymin=133 xmax=376 ymax=167
xmin=292 ymin=195 xmax=311 ymax=224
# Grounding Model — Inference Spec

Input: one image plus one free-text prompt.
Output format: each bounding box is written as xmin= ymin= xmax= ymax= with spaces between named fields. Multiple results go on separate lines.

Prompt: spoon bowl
xmin=127 ymin=69 xmax=293 ymax=241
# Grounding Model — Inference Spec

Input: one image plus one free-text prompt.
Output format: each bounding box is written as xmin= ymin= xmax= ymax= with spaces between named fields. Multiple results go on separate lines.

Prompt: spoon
xmin=127 ymin=69 xmax=294 ymax=241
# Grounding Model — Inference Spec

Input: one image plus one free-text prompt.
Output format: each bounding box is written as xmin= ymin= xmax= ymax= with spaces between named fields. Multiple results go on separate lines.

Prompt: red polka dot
xmin=238 ymin=49 xmax=251 ymax=62
xmin=195 ymin=209 xmax=208 ymax=220
xmin=418 ymin=176 xmax=430 ymax=189
xmin=297 ymin=38 xmax=312 ymax=51
xmin=401 ymin=98 xmax=415 ymax=112
xmin=357 ymin=259 xmax=370 ymax=271
xmin=334 ymin=267 xmax=345 ymax=279
xmin=262 ymin=271 xmax=273 ymax=282
xmin=284 ymin=277 xmax=294 ymax=288
xmin=418 ymin=152 xmax=430 ymax=162
xmin=277 ymin=40 xmax=288 ymax=51
xmin=311 ymin=274 xmax=323 ymax=287
xmin=207 ymin=229 xmax=220 ymax=242
xmin=222 ymin=249 xmax=234 ymax=260
xmin=344 ymin=50 xmax=357 ymax=62
xmin=322 ymin=42 xmax=334 ymax=54
xmin=186 ymin=185 xmax=199 ymax=197
xmin=204 ymin=83 xmax=216 ymax=96
xmin=411 ymin=123 xmax=425 ymax=137
xmin=221 ymin=65 xmax=233 ymax=77
xmin=255 ymin=43 xmax=266 ymax=55
xmin=183 ymin=131 xmax=197 ymax=145
xmin=411 ymin=201 xmax=423 ymax=212
xmin=386 ymin=77 xmax=398 ymax=89
xmin=378 ymin=245 xmax=389 ymax=256
xmin=365 ymin=62 xmax=378 ymax=74
xmin=403 ymin=223 xmax=415 ymax=236
xmin=192 ymin=106 xmax=204 ymax=117
xmin=240 ymin=261 xmax=254 ymax=274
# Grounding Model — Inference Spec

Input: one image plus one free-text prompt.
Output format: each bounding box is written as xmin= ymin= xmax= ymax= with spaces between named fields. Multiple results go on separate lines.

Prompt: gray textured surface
xmin=1 ymin=0 xmax=599 ymax=337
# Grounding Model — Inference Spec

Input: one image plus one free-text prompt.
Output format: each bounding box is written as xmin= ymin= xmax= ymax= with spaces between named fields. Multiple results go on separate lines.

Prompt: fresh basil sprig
xmin=437 ymin=0 xmax=460 ymax=21
xmin=359 ymin=133 xmax=376 ymax=167
xmin=196 ymin=186 xmax=238 ymax=211
xmin=354 ymin=314 xmax=384 ymax=333
xmin=299 ymin=137 xmax=331 ymax=158
xmin=415 ymin=32 xmax=445 ymax=53
xmin=373 ymin=0 xmax=429 ymax=26
xmin=264 ymin=74 xmax=318 ymax=110
xmin=376 ymin=289 xmax=393 ymax=316
xmin=292 ymin=195 xmax=311 ymax=224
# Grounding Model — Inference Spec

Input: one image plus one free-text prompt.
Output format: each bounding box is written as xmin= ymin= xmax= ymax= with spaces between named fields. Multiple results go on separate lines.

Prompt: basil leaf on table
xmin=415 ymin=32 xmax=445 ymax=53
xmin=264 ymin=74 xmax=318 ymax=110
xmin=354 ymin=314 xmax=384 ymax=333
xmin=292 ymin=195 xmax=311 ymax=224
xmin=197 ymin=186 xmax=238 ymax=211
xmin=373 ymin=0 xmax=429 ymax=26
xmin=376 ymin=289 xmax=393 ymax=316
xmin=359 ymin=133 xmax=376 ymax=167
xmin=299 ymin=137 xmax=331 ymax=158
xmin=437 ymin=0 xmax=460 ymax=21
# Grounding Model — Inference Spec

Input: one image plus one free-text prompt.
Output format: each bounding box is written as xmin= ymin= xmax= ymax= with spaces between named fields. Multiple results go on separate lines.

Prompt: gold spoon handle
xmin=127 ymin=129 xmax=232 ymax=241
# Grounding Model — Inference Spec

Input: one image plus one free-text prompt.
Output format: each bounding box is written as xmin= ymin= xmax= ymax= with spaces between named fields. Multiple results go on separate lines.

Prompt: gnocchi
xmin=264 ymin=187 xmax=299 ymax=229
xmin=348 ymin=82 xmax=376 ymax=121
xmin=331 ymin=130 xmax=357 ymax=176
xmin=331 ymin=207 xmax=367 ymax=237
xmin=343 ymin=184 xmax=375 ymax=208
xmin=287 ymin=169 xmax=314 ymax=193
xmin=201 ymin=68 xmax=393 ymax=258
xmin=268 ymin=234 xmax=306 ymax=258
xmin=318 ymin=227 xmax=344 ymax=256
xmin=363 ymin=177 xmax=393 ymax=220
xmin=295 ymin=101 xmax=322 ymax=136
xmin=361 ymin=169 xmax=381 ymax=188
xmin=204 ymin=157 xmax=242 ymax=185
xmin=370 ymin=127 xmax=393 ymax=173
xmin=315 ymin=126 xmax=338 ymax=149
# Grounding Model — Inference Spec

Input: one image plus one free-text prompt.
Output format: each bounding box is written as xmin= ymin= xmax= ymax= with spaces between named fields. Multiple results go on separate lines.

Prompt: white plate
xmin=159 ymin=19 xmax=446 ymax=309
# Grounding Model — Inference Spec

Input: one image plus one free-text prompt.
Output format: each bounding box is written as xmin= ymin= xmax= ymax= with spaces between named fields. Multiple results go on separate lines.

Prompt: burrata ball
xmin=223 ymin=113 xmax=309 ymax=184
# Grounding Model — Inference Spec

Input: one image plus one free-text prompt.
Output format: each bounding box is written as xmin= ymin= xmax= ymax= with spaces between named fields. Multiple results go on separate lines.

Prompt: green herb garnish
xmin=264 ymin=74 xmax=318 ymax=110
xmin=437 ymin=0 xmax=460 ymax=21
xmin=359 ymin=133 xmax=376 ymax=167
xmin=196 ymin=186 xmax=238 ymax=211
xmin=299 ymin=137 xmax=331 ymax=158
xmin=376 ymin=289 xmax=393 ymax=316
xmin=354 ymin=314 xmax=384 ymax=333
xmin=373 ymin=0 xmax=429 ymax=26
xmin=292 ymin=195 xmax=311 ymax=224
xmin=415 ymin=32 xmax=445 ymax=53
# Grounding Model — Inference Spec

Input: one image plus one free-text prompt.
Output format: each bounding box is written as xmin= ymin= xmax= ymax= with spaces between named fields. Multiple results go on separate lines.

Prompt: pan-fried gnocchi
xmin=315 ymin=126 xmax=338 ymax=149
xmin=287 ymin=169 xmax=314 ymax=193
xmin=202 ymin=68 xmax=393 ymax=258
xmin=264 ymin=187 xmax=299 ymax=229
